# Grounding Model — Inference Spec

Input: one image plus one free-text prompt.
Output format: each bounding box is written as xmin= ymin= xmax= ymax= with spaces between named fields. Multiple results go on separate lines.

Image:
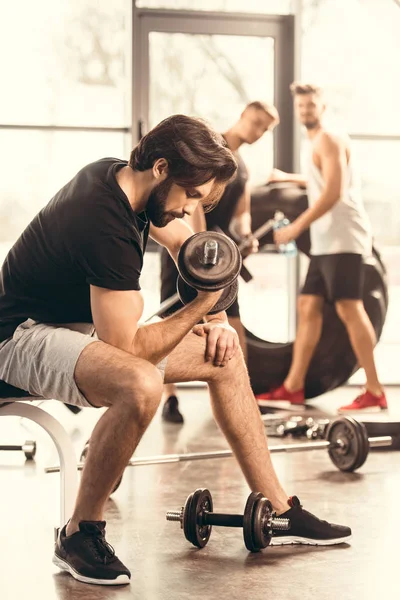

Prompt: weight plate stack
xmin=183 ymin=488 xmax=213 ymax=549
xmin=326 ymin=417 xmax=369 ymax=472
xmin=178 ymin=232 xmax=242 ymax=291
xmin=243 ymin=492 xmax=264 ymax=552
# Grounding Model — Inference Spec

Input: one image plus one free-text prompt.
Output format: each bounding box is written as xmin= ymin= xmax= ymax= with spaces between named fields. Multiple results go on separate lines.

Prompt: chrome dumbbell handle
xmin=203 ymin=240 xmax=218 ymax=265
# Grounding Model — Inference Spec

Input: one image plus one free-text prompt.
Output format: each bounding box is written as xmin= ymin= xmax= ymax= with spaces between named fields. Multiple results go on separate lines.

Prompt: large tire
xmin=247 ymin=183 xmax=388 ymax=399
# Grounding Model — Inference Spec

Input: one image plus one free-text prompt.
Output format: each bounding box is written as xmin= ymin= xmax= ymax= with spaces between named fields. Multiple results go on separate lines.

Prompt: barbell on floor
xmin=45 ymin=417 xmax=392 ymax=475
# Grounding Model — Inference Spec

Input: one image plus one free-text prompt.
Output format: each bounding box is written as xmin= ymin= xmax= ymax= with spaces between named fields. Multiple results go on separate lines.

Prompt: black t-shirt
xmin=0 ymin=158 xmax=149 ymax=342
xmin=205 ymin=151 xmax=248 ymax=233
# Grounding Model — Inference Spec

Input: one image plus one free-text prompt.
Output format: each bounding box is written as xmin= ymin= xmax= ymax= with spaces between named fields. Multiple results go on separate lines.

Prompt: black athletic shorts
xmin=301 ymin=253 xmax=364 ymax=302
xmin=160 ymin=247 xmax=240 ymax=318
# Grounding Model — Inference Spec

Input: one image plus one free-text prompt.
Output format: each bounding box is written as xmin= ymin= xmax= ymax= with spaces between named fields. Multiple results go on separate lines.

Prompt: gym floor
xmin=1 ymin=386 xmax=399 ymax=600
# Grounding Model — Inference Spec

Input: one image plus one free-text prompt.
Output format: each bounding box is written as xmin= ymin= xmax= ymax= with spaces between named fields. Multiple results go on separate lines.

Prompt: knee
xmin=297 ymin=296 xmax=323 ymax=321
xmin=208 ymin=346 xmax=246 ymax=383
xmin=119 ymin=362 xmax=163 ymax=420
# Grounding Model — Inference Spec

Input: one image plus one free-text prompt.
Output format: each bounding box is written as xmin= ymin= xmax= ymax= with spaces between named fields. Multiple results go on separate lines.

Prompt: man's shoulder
xmin=314 ymin=128 xmax=350 ymax=153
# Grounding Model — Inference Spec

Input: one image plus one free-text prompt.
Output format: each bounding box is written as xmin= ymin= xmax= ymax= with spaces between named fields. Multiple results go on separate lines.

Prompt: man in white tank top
xmin=258 ymin=82 xmax=387 ymax=413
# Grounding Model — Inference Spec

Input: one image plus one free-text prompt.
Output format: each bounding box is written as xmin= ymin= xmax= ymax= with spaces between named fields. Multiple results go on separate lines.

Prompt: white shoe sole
xmin=338 ymin=406 xmax=386 ymax=414
xmin=258 ymin=399 xmax=306 ymax=411
xmin=270 ymin=534 xmax=352 ymax=546
xmin=53 ymin=554 xmax=130 ymax=586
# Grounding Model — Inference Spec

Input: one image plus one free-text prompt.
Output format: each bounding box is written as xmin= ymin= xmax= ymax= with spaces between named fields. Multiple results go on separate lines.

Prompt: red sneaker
xmin=338 ymin=389 xmax=388 ymax=414
xmin=256 ymin=385 xmax=305 ymax=411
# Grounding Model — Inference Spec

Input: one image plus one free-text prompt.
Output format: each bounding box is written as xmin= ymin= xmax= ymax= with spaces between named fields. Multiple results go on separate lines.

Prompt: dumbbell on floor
xmin=0 ymin=440 xmax=36 ymax=460
xmin=166 ymin=488 xmax=289 ymax=552
xmin=274 ymin=416 xmax=330 ymax=440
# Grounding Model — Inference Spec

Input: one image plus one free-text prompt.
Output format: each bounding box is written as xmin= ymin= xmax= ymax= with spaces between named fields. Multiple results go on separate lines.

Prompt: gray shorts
xmin=0 ymin=319 xmax=168 ymax=408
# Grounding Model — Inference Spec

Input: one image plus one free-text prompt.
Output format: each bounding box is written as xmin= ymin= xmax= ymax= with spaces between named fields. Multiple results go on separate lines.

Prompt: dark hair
xmin=244 ymin=101 xmax=280 ymax=125
xmin=290 ymin=82 xmax=323 ymax=97
xmin=129 ymin=114 xmax=237 ymax=211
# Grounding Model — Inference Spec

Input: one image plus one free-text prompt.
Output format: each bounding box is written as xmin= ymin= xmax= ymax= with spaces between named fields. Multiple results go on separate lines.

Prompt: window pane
xmin=149 ymin=32 xmax=275 ymax=184
xmin=301 ymin=0 xmax=400 ymax=135
xmin=238 ymin=253 xmax=295 ymax=343
xmin=352 ymin=140 xmax=400 ymax=246
xmin=136 ymin=0 xmax=292 ymax=14
xmin=0 ymin=0 xmax=131 ymax=127
xmin=0 ymin=130 xmax=128 ymax=244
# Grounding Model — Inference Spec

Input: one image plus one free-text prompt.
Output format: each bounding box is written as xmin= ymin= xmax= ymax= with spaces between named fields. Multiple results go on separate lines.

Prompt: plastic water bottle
xmin=273 ymin=211 xmax=298 ymax=256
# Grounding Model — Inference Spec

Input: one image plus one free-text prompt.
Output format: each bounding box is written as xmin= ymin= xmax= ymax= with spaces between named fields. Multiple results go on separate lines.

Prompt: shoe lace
xmin=84 ymin=532 xmax=116 ymax=564
xmin=353 ymin=388 xmax=366 ymax=405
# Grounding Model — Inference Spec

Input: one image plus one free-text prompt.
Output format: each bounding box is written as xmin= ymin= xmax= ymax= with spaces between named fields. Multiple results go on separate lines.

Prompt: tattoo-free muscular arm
xmin=90 ymin=218 xmax=222 ymax=364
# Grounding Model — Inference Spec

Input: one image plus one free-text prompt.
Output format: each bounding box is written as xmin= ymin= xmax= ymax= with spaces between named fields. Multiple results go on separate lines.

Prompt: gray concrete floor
xmin=1 ymin=385 xmax=399 ymax=600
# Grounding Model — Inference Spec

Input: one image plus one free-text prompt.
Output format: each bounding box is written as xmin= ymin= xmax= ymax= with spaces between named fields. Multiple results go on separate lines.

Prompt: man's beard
xmin=303 ymin=119 xmax=320 ymax=130
xmin=146 ymin=178 xmax=175 ymax=228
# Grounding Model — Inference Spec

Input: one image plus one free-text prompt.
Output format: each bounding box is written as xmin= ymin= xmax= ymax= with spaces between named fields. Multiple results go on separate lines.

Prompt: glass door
xmin=133 ymin=10 xmax=295 ymax=176
xmin=133 ymin=9 xmax=296 ymax=341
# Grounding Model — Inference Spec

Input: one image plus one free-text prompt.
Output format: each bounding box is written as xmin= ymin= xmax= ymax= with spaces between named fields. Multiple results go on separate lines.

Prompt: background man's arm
xmin=268 ymin=168 xmax=307 ymax=187
xmin=294 ymin=133 xmax=346 ymax=233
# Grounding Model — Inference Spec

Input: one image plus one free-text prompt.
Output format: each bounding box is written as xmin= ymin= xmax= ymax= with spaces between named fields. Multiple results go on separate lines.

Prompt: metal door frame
xmin=132 ymin=7 xmax=295 ymax=171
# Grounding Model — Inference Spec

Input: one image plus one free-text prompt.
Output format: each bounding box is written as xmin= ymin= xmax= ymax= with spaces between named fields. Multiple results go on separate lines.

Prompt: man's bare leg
xmin=228 ymin=316 xmax=248 ymax=363
xmin=284 ymin=294 xmax=324 ymax=391
xmin=163 ymin=383 xmax=177 ymax=398
xmin=66 ymin=341 xmax=163 ymax=535
xmin=164 ymin=332 xmax=288 ymax=513
xmin=335 ymin=299 xmax=382 ymax=395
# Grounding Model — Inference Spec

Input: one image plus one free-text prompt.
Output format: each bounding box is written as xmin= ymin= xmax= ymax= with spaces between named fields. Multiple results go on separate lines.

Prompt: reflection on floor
xmin=1 ymin=385 xmax=399 ymax=600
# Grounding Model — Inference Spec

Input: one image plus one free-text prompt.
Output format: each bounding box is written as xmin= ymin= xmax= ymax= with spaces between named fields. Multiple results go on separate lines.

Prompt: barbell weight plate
xmin=243 ymin=492 xmax=264 ymax=552
xmin=178 ymin=232 xmax=242 ymax=290
xmin=344 ymin=416 xmax=369 ymax=471
xmin=251 ymin=496 xmax=273 ymax=551
xmin=326 ymin=417 xmax=363 ymax=472
xmin=183 ymin=488 xmax=213 ymax=548
xmin=208 ymin=279 xmax=238 ymax=315
xmin=183 ymin=492 xmax=196 ymax=546
xmin=177 ymin=276 xmax=238 ymax=315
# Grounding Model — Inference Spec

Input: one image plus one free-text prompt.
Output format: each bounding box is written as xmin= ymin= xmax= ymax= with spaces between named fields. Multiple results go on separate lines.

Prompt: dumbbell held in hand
xmin=177 ymin=232 xmax=242 ymax=314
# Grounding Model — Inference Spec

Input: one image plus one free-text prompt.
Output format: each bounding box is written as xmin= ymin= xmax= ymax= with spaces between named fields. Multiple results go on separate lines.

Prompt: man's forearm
xmin=285 ymin=173 xmax=307 ymax=187
xmin=132 ymin=293 xmax=221 ymax=364
xmin=270 ymin=170 xmax=307 ymax=187
xmin=296 ymin=192 xmax=338 ymax=232
xmin=204 ymin=310 xmax=228 ymax=324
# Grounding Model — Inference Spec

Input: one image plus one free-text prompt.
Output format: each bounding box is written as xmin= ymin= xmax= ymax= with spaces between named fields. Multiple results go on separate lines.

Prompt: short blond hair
xmin=290 ymin=82 xmax=323 ymax=97
xmin=244 ymin=101 xmax=280 ymax=126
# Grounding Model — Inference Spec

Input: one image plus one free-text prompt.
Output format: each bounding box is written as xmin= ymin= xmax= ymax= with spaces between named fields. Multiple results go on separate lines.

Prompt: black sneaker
xmin=271 ymin=496 xmax=352 ymax=546
xmin=53 ymin=521 xmax=131 ymax=585
xmin=162 ymin=395 xmax=184 ymax=424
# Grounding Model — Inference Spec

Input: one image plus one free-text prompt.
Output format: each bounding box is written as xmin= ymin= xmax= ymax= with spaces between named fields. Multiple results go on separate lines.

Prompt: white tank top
xmin=306 ymin=139 xmax=372 ymax=256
